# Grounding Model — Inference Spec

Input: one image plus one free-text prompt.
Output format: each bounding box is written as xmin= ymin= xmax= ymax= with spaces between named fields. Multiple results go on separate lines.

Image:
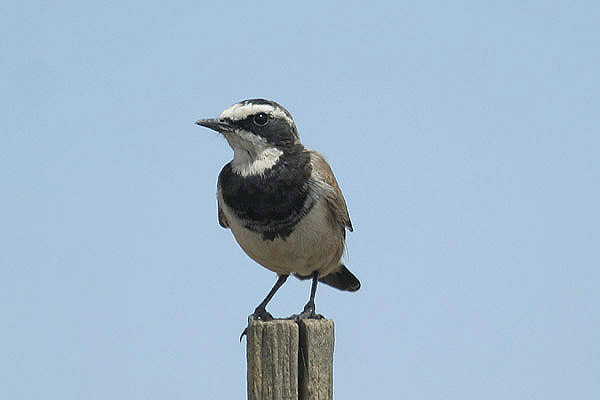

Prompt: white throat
xmin=232 ymin=146 xmax=283 ymax=177
xmin=226 ymin=129 xmax=283 ymax=177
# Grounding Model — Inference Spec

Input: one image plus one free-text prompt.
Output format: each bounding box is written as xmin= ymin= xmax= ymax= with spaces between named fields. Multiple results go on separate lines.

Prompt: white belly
xmin=219 ymin=195 xmax=344 ymax=277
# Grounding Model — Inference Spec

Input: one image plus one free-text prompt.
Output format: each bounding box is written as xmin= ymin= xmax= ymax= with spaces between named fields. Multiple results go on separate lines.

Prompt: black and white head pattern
xmin=219 ymin=99 xmax=302 ymax=177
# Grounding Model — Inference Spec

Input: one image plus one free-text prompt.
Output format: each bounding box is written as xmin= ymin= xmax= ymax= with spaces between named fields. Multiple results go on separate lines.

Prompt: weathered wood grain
xmin=298 ymin=319 xmax=334 ymax=400
xmin=246 ymin=318 xmax=334 ymax=400
xmin=246 ymin=319 xmax=299 ymax=400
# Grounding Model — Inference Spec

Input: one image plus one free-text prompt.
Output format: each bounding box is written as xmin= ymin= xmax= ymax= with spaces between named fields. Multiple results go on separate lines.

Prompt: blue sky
xmin=2 ymin=1 xmax=599 ymax=399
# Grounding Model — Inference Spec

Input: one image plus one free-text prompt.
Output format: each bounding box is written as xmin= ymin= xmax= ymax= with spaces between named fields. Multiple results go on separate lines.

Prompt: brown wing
xmin=310 ymin=151 xmax=353 ymax=232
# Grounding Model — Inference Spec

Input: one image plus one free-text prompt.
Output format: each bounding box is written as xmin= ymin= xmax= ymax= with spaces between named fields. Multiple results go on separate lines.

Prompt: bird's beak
xmin=195 ymin=118 xmax=235 ymax=133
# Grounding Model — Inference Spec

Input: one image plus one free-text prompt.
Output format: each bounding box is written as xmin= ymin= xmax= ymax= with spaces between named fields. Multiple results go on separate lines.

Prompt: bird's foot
xmin=239 ymin=306 xmax=274 ymax=341
xmin=251 ymin=305 xmax=274 ymax=321
xmin=289 ymin=301 xmax=324 ymax=320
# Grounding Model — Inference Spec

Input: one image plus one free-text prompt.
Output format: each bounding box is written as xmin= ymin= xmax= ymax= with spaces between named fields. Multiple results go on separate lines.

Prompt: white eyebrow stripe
xmin=220 ymin=103 xmax=293 ymax=125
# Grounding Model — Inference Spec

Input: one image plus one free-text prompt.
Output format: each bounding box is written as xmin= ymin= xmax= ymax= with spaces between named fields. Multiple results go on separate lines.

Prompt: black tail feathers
xmin=319 ymin=264 xmax=361 ymax=292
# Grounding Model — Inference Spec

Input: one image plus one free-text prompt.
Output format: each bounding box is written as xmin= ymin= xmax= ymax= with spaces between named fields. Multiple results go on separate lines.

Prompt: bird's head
xmin=196 ymin=99 xmax=301 ymax=154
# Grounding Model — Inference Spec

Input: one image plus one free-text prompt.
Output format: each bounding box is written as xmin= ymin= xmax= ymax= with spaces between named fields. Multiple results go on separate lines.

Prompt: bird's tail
xmin=319 ymin=264 xmax=361 ymax=292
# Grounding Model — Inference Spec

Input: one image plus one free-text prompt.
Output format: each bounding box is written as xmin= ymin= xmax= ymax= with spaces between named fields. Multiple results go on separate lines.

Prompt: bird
xmin=195 ymin=99 xmax=360 ymax=324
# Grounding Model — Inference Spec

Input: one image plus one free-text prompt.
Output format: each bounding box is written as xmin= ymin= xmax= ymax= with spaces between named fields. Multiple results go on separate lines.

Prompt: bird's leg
xmin=240 ymin=274 xmax=289 ymax=341
xmin=252 ymin=274 xmax=289 ymax=320
xmin=297 ymin=271 xmax=321 ymax=319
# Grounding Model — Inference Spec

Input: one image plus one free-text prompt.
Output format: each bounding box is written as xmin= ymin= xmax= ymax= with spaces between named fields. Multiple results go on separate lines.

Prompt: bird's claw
xmin=294 ymin=311 xmax=324 ymax=320
xmin=252 ymin=307 xmax=274 ymax=322
xmin=288 ymin=302 xmax=323 ymax=320
xmin=239 ymin=307 xmax=274 ymax=341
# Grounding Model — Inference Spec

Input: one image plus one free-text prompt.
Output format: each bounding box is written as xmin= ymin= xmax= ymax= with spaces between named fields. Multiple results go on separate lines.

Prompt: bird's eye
xmin=253 ymin=113 xmax=269 ymax=126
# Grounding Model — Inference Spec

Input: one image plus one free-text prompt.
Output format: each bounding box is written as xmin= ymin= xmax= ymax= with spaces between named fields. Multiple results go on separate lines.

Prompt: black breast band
xmin=218 ymin=149 xmax=314 ymax=240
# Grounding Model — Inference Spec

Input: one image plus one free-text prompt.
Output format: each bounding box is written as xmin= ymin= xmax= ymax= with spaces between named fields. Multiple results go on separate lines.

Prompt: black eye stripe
xmin=253 ymin=112 xmax=269 ymax=126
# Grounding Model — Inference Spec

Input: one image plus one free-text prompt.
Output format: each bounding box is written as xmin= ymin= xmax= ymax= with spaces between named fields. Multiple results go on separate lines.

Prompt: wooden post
xmin=246 ymin=318 xmax=335 ymax=400
xmin=247 ymin=319 xmax=299 ymax=400
xmin=298 ymin=319 xmax=334 ymax=400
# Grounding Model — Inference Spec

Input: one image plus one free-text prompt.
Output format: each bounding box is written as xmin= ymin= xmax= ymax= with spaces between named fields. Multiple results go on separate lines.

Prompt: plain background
xmin=2 ymin=1 xmax=599 ymax=399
